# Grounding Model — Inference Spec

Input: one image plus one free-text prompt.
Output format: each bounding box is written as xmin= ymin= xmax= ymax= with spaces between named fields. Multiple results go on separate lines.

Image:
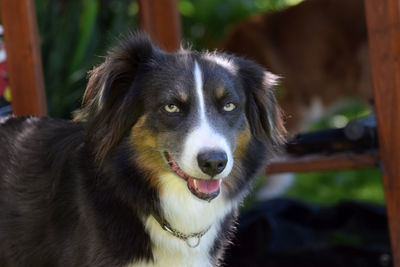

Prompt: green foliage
xmin=285 ymin=169 xmax=385 ymax=205
xmin=36 ymin=0 xmax=138 ymax=118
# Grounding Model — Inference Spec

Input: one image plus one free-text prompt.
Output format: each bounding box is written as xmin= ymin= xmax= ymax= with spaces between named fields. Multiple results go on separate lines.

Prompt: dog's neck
xmin=151 ymin=212 xmax=211 ymax=248
xmin=139 ymin=173 xmax=235 ymax=265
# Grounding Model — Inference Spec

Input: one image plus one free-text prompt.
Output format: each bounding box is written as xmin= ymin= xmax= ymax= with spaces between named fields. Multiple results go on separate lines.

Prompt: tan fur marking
xmin=178 ymin=90 xmax=188 ymax=102
xmin=130 ymin=116 xmax=168 ymax=188
xmin=216 ymin=87 xmax=225 ymax=99
xmin=222 ymin=122 xmax=251 ymax=194
xmin=133 ymin=115 xmax=147 ymax=128
xmin=233 ymin=123 xmax=251 ymax=159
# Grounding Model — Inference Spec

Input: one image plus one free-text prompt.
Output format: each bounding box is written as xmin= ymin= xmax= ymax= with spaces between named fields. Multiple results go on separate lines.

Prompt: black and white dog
xmin=0 ymin=33 xmax=285 ymax=266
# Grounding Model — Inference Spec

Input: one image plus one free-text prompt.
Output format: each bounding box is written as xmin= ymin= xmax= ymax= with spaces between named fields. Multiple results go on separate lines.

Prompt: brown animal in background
xmin=222 ymin=0 xmax=372 ymax=133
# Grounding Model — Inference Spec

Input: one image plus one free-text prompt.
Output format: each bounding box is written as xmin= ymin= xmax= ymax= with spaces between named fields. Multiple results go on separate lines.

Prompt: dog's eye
xmin=164 ymin=104 xmax=180 ymax=113
xmin=223 ymin=103 xmax=236 ymax=112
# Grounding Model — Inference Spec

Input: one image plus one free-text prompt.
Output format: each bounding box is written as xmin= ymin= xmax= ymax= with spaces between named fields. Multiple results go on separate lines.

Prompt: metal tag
xmin=186 ymin=236 xmax=201 ymax=248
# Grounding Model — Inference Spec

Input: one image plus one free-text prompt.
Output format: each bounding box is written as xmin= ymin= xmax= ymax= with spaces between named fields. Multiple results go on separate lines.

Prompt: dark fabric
xmin=224 ymin=199 xmax=392 ymax=267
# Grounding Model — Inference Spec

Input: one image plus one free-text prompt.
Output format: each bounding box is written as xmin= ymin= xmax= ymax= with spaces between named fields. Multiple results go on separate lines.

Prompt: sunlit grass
xmin=285 ymin=169 xmax=385 ymax=205
xmin=285 ymin=0 xmax=304 ymax=6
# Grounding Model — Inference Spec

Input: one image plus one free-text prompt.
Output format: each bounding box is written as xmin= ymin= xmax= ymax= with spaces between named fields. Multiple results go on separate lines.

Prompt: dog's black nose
xmin=197 ymin=151 xmax=227 ymax=177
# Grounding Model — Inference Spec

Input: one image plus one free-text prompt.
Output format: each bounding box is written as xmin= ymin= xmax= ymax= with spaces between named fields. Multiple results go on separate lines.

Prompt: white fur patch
xmin=96 ymin=82 xmax=106 ymax=108
xmin=127 ymin=173 xmax=234 ymax=267
xmin=178 ymin=61 xmax=233 ymax=179
xmin=203 ymin=53 xmax=238 ymax=75
xmin=179 ymin=123 xmax=233 ymax=179
xmin=194 ymin=62 xmax=206 ymax=122
xmin=263 ymin=71 xmax=280 ymax=134
xmin=263 ymin=71 xmax=279 ymax=87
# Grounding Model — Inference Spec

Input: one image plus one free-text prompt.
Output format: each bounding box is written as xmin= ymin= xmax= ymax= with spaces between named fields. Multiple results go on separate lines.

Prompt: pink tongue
xmin=195 ymin=179 xmax=220 ymax=193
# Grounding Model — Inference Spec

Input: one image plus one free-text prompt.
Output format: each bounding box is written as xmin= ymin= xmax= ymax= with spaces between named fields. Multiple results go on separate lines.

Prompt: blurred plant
xmin=285 ymin=168 xmax=384 ymax=205
xmin=36 ymin=0 xmax=138 ymax=118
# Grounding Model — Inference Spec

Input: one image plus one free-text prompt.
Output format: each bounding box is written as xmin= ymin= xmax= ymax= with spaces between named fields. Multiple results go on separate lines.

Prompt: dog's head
xmin=77 ymin=33 xmax=285 ymax=202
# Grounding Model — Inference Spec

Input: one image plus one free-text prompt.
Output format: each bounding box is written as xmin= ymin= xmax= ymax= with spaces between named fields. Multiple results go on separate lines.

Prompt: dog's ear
xmin=77 ymin=33 xmax=159 ymax=120
xmin=78 ymin=32 xmax=162 ymax=163
xmin=237 ymin=58 xmax=286 ymax=148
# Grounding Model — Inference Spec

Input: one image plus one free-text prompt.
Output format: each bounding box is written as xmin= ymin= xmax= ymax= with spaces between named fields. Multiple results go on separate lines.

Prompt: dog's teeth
xmin=193 ymin=179 xmax=198 ymax=190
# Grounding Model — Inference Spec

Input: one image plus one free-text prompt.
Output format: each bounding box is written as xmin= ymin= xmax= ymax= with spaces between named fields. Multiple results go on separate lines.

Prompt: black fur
xmin=0 ymin=33 xmax=285 ymax=266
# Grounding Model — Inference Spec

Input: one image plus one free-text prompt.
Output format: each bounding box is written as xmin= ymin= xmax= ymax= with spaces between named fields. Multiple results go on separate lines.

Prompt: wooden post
xmin=365 ymin=0 xmax=400 ymax=265
xmin=137 ymin=0 xmax=182 ymax=52
xmin=266 ymin=152 xmax=379 ymax=174
xmin=0 ymin=0 xmax=47 ymax=116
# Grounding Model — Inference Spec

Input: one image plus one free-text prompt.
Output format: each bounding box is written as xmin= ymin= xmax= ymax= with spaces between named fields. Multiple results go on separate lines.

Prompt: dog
xmin=0 ymin=33 xmax=285 ymax=267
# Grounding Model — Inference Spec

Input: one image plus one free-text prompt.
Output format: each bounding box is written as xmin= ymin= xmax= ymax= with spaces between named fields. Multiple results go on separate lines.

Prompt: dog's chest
xmin=127 ymin=173 xmax=234 ymax=267
xmin=128 ymin=222 xmax=217 ymax=267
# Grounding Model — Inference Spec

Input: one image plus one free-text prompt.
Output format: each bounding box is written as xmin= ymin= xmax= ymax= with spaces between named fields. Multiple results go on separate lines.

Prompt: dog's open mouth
xmin=165 ymin=152 xmax=221 ymax=201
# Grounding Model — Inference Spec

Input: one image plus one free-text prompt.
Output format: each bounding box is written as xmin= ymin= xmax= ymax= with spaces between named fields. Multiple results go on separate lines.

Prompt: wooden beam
xmin=0 ymin=0 xmax=47 ymax=116
xmin=365 ymin=0 xmax=400 ymax=265
xmin=137 ymin=0 xmax=181 ymax=52
xmin=266 ymin=151 xmax=379 ymax=174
